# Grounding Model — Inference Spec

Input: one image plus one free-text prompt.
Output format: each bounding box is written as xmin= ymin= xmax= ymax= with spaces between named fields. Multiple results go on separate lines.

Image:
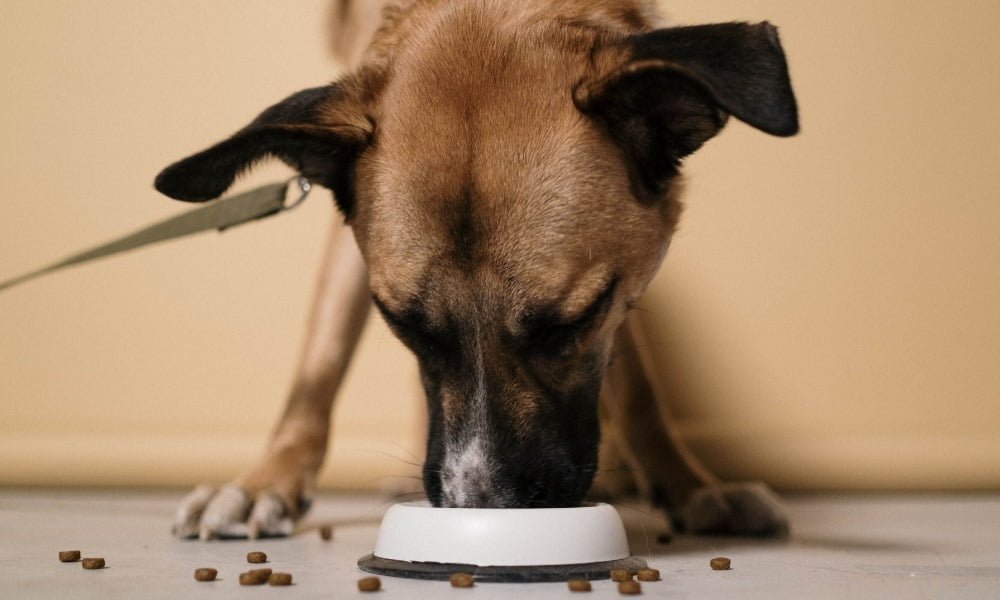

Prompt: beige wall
xmin=1 ymin=0 xmax=998 ymax=491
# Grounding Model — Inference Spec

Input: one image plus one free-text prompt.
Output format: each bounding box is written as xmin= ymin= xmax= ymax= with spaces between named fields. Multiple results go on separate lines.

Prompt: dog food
xmin=618 ymin=580 xmax=641 ymax=595
xmin=450 ymin=572 xmax=475 ymax=588
xmin=637 ymin=568 xmax=660 ymax=581
xmin=250 ymin=568 xmax=272 ymax=578
xmin=358 ymin=576 xmax=381 ymax=592
xmin=710 ymin=557 xmax=731 ymax=571
xmin=194 ymin=568 xmax=218 ymax=582
xmin=239 ymin=571 xmax=268 ymax=586
xmin=610 ymin=568 xmax=633 ymax=582
xmin=81 ymin=558 xmax=105 ymax=570
xmin=58 ymin=550 xmax=81 ymax=563
xmin=319 ymin=525 xmax=333 ymax=541
xmin=268 ymin=572 xmax=293 ymax=586
xmin=567 ymin=579 xmax=592 ymax=592
xmin=247 ymin=551 xmax=268 ymax=563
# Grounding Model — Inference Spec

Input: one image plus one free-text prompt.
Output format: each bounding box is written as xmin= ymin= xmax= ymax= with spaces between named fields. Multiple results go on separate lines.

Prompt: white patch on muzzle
xmin=440 ymin=321 xmax=501 ymax=507
xmin=441 ymin=435 xmax=494 ymax=507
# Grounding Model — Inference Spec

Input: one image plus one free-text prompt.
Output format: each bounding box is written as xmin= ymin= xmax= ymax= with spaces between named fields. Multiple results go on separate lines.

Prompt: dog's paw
xmin=172 ymin=484 xmax=300 ymax=540
xmin=678 ymin=482 xmax=790 ymax=537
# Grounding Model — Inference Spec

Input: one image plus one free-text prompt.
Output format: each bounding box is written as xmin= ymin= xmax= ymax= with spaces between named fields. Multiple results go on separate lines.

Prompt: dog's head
xmin=157 ymin=15 xmax=797 ymax=508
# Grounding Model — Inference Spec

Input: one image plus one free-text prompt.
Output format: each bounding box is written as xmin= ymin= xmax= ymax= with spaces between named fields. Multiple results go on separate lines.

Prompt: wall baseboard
xmin=3 ymin=427 xmax=996 ymax=491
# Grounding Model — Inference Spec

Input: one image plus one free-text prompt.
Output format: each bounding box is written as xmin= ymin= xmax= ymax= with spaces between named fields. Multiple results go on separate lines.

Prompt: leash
xmin=0 ymin=177 xmax=313 ymax=293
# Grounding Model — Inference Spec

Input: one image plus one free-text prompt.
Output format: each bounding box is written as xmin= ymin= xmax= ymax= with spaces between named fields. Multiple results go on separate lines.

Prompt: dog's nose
xmin=441 ymin=481 xmax=505 ymax=508
xmin=452 ymin=490 xmax=499 ymax=509
xmin=439 ymin=438 xmax=511 ymax=508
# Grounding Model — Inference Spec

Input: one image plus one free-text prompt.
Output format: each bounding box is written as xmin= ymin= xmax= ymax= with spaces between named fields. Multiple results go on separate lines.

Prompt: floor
xmin=1 ymin=490 xmax=999 ymax=599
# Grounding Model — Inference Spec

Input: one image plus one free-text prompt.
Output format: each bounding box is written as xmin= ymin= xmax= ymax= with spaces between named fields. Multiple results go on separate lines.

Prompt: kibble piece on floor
xmin=247 ymin=551 xmax=268 ymax=563
xmin=610 ymin=568 xmax=633 ymax=582
xmin=319 ymin=525 xmax=333 ymax=541
xmin=637 ymin=568 xmax=660 ymax=581
xmin=358 ymin=576 xmax=381 ymax=592
xmin=239 ymin=571 xmax=268 ymax=586
xmin=58 ymin=550 xmax=81 ymax=563
xmin=81 ymin=558 xmax=105 ymax=570
xmin=249 ymin=568 xmax=272 ymax=578
xmin=710 ymin=557 xmax=732 ymax=571
xmin=567 ymin=579 xmax=592 ymax=592
xmin=194 ymin=568 xmax=218 ymax=582
xmin=618 ymin=580 xmax=642 ymax=595
xmin=268 ymin=572 xmax=293 ymax=586
xmin=450 ymin=572 xmax=475 ymax=588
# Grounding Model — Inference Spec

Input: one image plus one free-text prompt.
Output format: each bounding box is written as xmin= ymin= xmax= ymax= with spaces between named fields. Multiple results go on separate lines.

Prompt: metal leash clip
xmin=284 ymin=176 xmax=312 ymax=211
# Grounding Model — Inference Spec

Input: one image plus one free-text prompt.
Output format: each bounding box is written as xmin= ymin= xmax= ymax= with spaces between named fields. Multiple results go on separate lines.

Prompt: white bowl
xmin=372 ymin=501 xmax=630 ymax=567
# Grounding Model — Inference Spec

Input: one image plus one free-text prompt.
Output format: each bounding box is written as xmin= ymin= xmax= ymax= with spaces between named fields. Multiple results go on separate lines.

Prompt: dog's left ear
xmin=575 ymin=22 xmax=799 ymax=197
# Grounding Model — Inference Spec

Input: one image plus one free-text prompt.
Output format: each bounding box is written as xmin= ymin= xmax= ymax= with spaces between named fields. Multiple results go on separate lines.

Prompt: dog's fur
xmin=158 ymin=0 xmax=798 ymax=539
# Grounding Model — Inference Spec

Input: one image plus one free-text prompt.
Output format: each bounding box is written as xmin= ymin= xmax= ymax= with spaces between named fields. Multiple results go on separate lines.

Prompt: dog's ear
xmin=155 ymin=81 xmax=373 ymax=214
xmin=575 ymin=22 xmax=799 ymax=197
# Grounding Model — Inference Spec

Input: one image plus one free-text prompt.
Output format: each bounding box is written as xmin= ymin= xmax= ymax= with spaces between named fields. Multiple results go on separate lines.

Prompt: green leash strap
xmin=0 ymin=178 xmax=312 ymax=293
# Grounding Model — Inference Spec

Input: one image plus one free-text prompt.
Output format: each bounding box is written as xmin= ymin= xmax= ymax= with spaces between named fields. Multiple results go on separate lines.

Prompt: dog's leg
xmin=588 ymin=399 xmax=639 ymax=502
xmin=174 ymin=218 xmax=370 ymax=539
xmin=601 ymin=312 xmax=789 ymax=536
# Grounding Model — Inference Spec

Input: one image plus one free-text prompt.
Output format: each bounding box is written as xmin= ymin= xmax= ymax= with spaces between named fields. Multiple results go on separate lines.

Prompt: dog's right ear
xmin=155 ymin=81 xmax=374 ymax=215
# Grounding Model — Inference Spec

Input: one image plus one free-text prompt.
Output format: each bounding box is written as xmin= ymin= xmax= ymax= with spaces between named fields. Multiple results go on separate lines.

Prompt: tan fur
xmin=179 ymin=0 xmax=786 ymax=536
xmin=249 ymin=0 xmax=685 ymax=509
xmin=338 ymin=0 xmax=698 ymax=506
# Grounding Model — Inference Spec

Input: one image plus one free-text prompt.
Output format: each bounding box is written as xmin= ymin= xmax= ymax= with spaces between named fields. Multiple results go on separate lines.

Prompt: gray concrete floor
xmin=1 ymin=489 xmax=999 ymax=599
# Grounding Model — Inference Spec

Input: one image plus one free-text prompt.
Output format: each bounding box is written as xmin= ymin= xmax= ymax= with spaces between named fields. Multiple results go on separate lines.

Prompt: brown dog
xmin=157 ymin=0 xmax=798 ymax=540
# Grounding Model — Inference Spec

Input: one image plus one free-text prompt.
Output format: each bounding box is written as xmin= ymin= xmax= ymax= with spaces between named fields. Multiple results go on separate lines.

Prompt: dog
xmin=156 ymin=0 xmax=798 ymax=540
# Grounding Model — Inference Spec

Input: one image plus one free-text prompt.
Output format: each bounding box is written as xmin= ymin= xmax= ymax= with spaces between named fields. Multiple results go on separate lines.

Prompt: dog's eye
xmin=371 ymin=294 xmax=455 ymax=357
xmin=527 ymin=321 xmax=584 ymax=355
xmin=372 ymin=295 xmax=422 ymax=332
xmin=523 ymin=278 xmax=618 ymax=354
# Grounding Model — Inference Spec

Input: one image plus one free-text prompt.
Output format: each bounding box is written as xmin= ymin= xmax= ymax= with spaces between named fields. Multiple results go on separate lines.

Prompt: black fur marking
xmin=520 ymin=277 xmax=619 ymax=356
xmin=630 ymin=22 xmax=799 ymax=137
xmin=448 ymin=190 xmax=483 ymax=268
xmin=154 ymin=85 xmax=368 ymax=216
xmin=578 ymin=21 xmax=799 ymax=199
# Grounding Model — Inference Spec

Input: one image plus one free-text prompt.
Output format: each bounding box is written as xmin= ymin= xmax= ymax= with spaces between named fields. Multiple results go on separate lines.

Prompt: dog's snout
xmin=431 ymin=425 xmax=595 ymax=509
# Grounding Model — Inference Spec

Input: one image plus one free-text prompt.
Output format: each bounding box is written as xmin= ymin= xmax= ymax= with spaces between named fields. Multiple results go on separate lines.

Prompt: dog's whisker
xmin=384 ymin=440 xmax=423 ymax=464
xmin=344 ymin=447 xmax=425 ymax=469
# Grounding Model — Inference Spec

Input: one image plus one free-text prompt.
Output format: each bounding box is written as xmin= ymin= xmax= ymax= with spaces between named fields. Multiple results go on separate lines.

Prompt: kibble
xmin=319 ymin=526 xmax=333 ymax=541
xmin=450 ymin=572 xmax=475 ymax=588
xmin=358 ymin=576 xmax=381 ymax=592
xmin=250 ymin=568 xmax=272 ymax=578
xmin=194 ymin=568 xmax=218 ymax=582
xmin=268 ymin=572 xmax=293 ymax=586
xmin=710 ymin=557 xmax=731 ymax=571
xmin=618 ymin=580 xmax=642 ymax=595
xmin=58 ymin=550 xmax=81 ymax=563
xmin=247 ymin=551 xmax=268 ymax=564
xmin=81 ymin=558 xmax=105 ymax=570
xmin=567 ymin=579 xmax=592 ymax=592
xmin=239 ymin=571 xmax=269 ymax=586
xmin=610 ymin=568 xmax=633 ymax=582
xmin=637 ymin=568 xmax=660 ymax=582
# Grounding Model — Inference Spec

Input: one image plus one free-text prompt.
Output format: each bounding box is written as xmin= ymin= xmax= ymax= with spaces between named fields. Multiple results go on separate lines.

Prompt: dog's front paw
xmin=678 ymin=482 xmax=790 ymax=537
xmin=173 ymin=483 xmax=302 ymax=540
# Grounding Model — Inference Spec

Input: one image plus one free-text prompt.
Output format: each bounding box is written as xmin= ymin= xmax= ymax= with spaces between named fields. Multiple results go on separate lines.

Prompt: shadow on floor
xmin=618 ymin=501 xmax=935 ymax=558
